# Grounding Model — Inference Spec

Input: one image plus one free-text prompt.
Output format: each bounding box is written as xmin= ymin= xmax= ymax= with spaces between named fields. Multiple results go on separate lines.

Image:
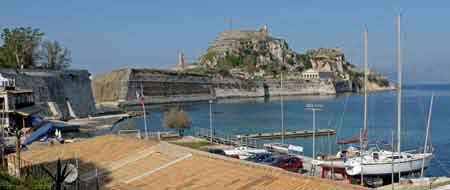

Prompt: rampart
xmin=93 ymin=69 xmax=338 ymax=108
xmin=0 ymin=69 xmax=96 ymax=119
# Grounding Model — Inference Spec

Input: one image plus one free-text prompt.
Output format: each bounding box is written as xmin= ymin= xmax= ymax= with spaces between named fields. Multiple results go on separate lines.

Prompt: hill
xmin=184 ymin=25 xmax=393 ymax=91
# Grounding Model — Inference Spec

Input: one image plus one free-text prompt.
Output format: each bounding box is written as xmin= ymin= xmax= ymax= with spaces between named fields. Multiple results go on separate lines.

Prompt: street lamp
xmin=305 ymin=104 xmax=324 ymax=161
xmin=209 ymin=99 xmax=213 ymax=143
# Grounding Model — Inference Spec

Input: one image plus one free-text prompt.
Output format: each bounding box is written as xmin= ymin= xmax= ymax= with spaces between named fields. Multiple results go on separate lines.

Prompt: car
xmin=261 ymin=155 xmax=284 ymax=165
xmin=207 ymin=148 xmax=226 ymax=156
xmin=245 ymin=153 xmax=272 ymax=163
xmin=207 ymin=148 xmax=240 ymax=159
xmin=261 ymin=155 xmax=303 ymax=172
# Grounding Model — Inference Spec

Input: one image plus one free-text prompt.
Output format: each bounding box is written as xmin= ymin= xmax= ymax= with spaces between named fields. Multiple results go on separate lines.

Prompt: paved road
xmin=434 ymin=184 xmax=450 ymax=190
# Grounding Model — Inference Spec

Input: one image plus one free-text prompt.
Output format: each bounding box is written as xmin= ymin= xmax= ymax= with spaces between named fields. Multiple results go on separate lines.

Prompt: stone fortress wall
xmin=92 ymin=68 xmax=339 ymax=108
xmin=0 ymin=69 xmax=96 ymax=119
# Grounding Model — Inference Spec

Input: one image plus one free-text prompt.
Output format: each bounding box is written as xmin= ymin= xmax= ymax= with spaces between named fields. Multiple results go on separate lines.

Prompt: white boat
xmin=263 ymin=143 xmax=303 ymax=156
xmin=224 ymin=146 xmax=268 ymax=159
xmin=345 ymin=150 xmax=433 ymax=176
xmin=345 ymin=15 xmax=434 ymax=179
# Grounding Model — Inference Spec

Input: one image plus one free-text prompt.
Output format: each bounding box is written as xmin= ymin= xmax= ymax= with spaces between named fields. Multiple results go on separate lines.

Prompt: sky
xmin=1 ymin=0 xmax=449 ymax=83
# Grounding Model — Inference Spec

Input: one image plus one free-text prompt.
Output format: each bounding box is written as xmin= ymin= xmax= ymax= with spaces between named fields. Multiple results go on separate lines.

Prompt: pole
xmin=280 ymin=72 xmax=285 ymax=144
xmin=312 ymin=109 xmax=316 ymax=160
xmin=396 ymin=14 xmax=402 ymax=181
xmin=363 ymin=27 xmax=369 ymax=151
xmin=391 ymin=129 xmax=395 ymax=189
xmin=95 ymin=168 xmax=99 ymax=190
xmin=140 ymin=83 xmax=149 ymax=140
xmin=209 ymin=100 xmax=213 ymax=143
xmin=360 ymin=128 xmax=364 ymax=186
xmin=328 ymin=131 xmax=334 ymax=179
xmin=421 ymin=93 xmax=434 ymax=177
xmin=1 ymin=103 xmax=5 ymax=167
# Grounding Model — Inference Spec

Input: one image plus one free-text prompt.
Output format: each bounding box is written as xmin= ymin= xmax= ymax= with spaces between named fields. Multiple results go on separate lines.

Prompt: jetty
xmin=235 ymin=129 xmax=336 ymax=140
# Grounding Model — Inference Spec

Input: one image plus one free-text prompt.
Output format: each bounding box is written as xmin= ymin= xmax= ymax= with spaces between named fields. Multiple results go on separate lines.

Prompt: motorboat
xmin=224 ymin=146 xmax=268 ymax=160
xmin=263 ymin=143 xmax=303 ymax=156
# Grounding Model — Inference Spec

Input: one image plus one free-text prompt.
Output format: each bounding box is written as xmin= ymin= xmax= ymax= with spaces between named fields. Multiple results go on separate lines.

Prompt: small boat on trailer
xmin=223 ymin=146 xmax=268 ymax=160
xmin=263 ymin=143 xmax=304 ymax=156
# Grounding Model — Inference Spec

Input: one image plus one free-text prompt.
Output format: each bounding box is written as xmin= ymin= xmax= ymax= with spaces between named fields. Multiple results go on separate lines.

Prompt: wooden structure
xmin=236 ymin=129 xmax=336 ymax=140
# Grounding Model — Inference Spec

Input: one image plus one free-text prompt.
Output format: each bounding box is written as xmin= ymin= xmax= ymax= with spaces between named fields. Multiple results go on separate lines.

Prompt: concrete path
xmin=434 ymin=184 xmax=450 ymax=190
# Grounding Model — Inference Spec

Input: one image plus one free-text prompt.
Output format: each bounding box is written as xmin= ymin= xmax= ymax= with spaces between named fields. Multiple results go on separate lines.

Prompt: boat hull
xmin=345 ymin=154 xmax=432 ymax=176
xmin=313 ymin=159 xmax=347 ymax=168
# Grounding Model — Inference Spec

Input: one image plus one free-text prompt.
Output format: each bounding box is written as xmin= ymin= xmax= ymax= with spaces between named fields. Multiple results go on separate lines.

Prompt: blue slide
xmin=23 ymin=122 xmax=54 ymax=146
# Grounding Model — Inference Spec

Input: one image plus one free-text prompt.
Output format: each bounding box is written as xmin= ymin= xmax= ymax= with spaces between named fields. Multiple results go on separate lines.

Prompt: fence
xmin=6 ymin=154 xmax=99 ymax=190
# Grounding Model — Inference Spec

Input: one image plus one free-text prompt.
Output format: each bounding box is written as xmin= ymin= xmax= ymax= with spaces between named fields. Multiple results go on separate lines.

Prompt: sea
xmin=113 ymin=84 xmax=450 ymax=177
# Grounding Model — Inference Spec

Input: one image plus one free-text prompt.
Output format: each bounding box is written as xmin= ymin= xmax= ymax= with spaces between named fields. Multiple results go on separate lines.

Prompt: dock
xmin=235 ymin=129 xmax=336 ymax=140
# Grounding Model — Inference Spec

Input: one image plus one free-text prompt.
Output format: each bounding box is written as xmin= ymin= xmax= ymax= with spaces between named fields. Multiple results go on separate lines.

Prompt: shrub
xmin=164 ymin=107 xmax=192 ymax=137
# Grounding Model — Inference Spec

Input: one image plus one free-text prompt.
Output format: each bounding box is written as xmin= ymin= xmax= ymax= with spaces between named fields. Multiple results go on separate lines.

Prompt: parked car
xmin=208 ymin=148 xmax=240 ymax=159
xmin=207 ymin=148 xmax=226 ymax=156
xmin=245 ymin=153 xmax=273 ymax=163
xmin=261 ymin=155 xmax=303 ymax=172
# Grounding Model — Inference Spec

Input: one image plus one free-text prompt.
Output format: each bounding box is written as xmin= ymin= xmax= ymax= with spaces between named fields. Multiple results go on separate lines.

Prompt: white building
xmin=301 ymin=69 xmax=319 ymax=79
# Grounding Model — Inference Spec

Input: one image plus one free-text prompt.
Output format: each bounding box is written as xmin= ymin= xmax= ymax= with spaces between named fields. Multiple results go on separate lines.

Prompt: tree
xmin=40 ymin=40 xmax=71 ymax=70
xmin=0 ymin=27 xmax=44 ymax=69
xmin=164 ymin=107 xmax=191 ymax=137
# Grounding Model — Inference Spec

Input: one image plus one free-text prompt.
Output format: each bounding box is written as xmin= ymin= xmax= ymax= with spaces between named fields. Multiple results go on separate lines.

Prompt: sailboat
xmin=263 ymin=72 xmax=304 ymax=157
xmin=344 ymin=15 xmax=433 ymax=179
xmin=312 ymin=26 xmax=371 ymax=175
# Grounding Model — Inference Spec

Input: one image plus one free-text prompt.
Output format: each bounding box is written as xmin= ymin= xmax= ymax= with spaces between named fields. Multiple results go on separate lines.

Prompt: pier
xmin=235 ymin=129 xmax=336 ymax=140
xmin=192 ymin=127 xmax=336 ymax=148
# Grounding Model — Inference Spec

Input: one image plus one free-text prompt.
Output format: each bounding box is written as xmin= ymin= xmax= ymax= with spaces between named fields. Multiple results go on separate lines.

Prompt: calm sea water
xmin=114 ymin=84 xmax=450 ymax=177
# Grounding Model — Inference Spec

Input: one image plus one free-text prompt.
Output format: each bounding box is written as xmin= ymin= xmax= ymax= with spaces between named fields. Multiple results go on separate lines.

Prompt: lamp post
xmin=209 ymin=99 xmax=213 ymax=143
xmin=305 ymin=104 xmax=324 ymax=161
xmin=140 ymin=83 xmax=149 ymax=140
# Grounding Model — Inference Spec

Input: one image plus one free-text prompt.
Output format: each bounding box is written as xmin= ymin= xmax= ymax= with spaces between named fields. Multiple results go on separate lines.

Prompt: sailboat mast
xmin=280 ymin=72 xmax=285 ymax=144
xmin=397 ymin=14 xmax=402 ymax=154
xmin=363 ymin=27 xmax=369 ymax=143
xmin=396 ymin=14 xmax=403 ymax=181
xmin=421 ymin=93 xmax=434 ymax=177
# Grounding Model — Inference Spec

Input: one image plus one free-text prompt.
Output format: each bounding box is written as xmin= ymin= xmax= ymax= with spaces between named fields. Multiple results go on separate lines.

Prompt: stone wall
xmin=0 ymin=69 xmax=96 ymax=119
xmin=92 ymin=69 xmax=214 ymax=107
xmin=93 ymin=69 xmax=340 ymax=107
xmin=334 ymin=80 xmax=355 ymax=93
xmin=211 ymin=78 xmax=265 ymax=98
xmin=264 ymin=79 xmax=336 ymax=96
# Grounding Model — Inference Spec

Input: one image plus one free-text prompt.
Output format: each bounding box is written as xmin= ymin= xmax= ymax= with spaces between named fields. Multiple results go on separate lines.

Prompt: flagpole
xmin=140 ymin=83 xmax=149 ymax=140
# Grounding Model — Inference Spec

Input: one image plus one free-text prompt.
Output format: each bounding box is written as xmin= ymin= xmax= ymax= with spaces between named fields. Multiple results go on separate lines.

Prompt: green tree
xmin=40 ymin=40 xmax=71 ymax=70
xmin=164 ymin=107 xmax=191 ymax=137
xmin=0 ymin=27 xmax=44 ymax=69
xmin=299 ymin=54 xmax=312 ymax=69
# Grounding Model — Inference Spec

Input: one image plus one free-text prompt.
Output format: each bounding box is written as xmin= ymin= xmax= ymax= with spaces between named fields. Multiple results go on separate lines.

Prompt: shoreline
xmin=106 ymin=87 xmax=395 ymax=110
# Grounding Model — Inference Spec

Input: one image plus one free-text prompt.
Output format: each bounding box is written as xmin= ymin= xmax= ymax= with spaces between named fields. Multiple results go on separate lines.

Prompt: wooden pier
xmin=235 ymin=129 xmax=336 ymax=140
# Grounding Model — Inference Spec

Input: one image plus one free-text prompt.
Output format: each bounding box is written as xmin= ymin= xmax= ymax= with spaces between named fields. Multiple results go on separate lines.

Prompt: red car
xmin=262 ymin=155 xmax=303 ymax=172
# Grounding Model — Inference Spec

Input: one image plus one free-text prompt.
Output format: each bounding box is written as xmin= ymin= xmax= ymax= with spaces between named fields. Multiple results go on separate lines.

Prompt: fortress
xmin=92 ymin=68 xmax=336 ymax=108
xmin=0 ymin=69 xmax=96 ymax=119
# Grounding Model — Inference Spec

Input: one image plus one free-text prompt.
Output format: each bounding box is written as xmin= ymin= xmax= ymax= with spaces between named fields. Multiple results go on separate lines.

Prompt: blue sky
xmin=1 ymin=0 xmax=449 ymax=83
